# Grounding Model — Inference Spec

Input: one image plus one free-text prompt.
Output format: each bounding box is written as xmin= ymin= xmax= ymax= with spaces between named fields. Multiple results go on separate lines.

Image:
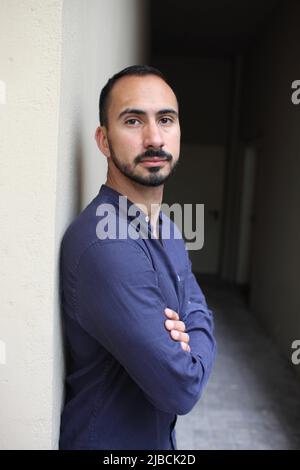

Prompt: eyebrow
xmin=118 ymin=108 xmax=178 ymax=120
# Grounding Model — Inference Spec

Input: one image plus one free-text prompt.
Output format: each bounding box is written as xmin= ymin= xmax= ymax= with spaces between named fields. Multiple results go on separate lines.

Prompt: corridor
xmin=176 ymin=278 xmax=300 ymax=450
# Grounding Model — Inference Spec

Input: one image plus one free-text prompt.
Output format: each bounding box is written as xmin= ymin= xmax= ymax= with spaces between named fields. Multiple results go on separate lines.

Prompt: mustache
xmin=135 ymin=149 xmax=173 ymax=163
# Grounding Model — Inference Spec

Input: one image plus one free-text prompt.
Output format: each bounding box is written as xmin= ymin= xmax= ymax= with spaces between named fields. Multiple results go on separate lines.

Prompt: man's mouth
xmin=139 ymin=157 xmax=169 ymax=166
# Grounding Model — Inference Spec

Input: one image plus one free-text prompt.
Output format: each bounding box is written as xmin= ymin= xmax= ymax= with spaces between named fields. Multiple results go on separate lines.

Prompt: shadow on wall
xmin=55 ymin=116 xmax=86 ymax=448
xmin=74 ymin=121 xmax=85 ymax=215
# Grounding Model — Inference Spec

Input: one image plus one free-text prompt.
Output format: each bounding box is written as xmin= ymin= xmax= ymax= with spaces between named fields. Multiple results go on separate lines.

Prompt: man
xmin=59 ymin=65 xmax=216 ymax=450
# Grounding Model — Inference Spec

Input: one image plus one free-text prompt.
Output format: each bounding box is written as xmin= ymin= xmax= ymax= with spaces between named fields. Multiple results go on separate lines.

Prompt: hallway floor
xmin=176 ymin=278 xmax=300 ymax=450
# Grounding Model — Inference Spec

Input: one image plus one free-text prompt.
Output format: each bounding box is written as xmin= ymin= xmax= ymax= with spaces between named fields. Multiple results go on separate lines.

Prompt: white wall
xmin=243 ymin=1 xmax=300 ymax=376
xmin=0 ymin=0 xmax=63 ymax=449
xmin=0 ymin=0 xmax=148 ymax=450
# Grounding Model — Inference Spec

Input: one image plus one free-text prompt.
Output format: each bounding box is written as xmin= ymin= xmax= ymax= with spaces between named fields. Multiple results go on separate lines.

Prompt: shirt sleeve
xmin=183 ymin=256 xmax=217 ymax=388
xmin=73 ymin=240 xmax=210 ymax=415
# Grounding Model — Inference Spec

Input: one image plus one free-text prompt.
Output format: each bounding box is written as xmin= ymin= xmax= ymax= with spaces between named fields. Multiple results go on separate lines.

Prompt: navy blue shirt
xmin=59 ymin=184 xmax=216 ymax=450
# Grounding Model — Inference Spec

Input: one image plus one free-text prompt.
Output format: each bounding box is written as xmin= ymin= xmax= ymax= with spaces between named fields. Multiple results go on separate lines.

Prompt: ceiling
xmin=150 ymin=0 xmax=282 ymax=57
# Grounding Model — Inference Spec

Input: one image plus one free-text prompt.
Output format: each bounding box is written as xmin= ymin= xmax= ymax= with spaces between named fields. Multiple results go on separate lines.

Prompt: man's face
xmin=104 ymin=74 xmax=181 ymax=187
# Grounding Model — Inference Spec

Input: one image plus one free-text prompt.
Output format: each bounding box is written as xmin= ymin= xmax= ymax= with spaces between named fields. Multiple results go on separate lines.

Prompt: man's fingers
xmin=171 ymin=330 xmax=189 ymax=343
xmin=181 ymin=342 xmax=191 ymax=352
xmin=165 ymin=319 xmax=186 ymax=332
xmin=164 ymin=308 xmax=179 ymax=320
xmin=164 ymin=308 xmax=190 ymax=349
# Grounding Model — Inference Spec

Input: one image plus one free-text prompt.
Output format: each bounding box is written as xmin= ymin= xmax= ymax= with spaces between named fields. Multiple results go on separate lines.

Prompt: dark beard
xmin=108 ymin=143 xmax=180 ymax=187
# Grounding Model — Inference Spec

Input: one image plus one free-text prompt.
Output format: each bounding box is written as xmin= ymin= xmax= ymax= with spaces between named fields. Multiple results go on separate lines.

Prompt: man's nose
xmin=143 ymin=121 xmax=164 ymax=149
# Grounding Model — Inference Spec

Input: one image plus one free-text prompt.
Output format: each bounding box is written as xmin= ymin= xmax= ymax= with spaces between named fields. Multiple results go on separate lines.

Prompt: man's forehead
xmin=109 ymin=75 xmax=178 ymax=111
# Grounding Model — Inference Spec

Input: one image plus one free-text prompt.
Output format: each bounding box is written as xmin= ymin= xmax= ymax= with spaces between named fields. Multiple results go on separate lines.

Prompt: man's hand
xmin=164 ymin=308 xmax=191 ymax=352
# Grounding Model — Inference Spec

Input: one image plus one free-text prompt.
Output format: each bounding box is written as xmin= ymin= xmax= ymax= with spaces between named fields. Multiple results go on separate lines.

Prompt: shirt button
xmin=145 ymin=216 xmax=149 ymax=222
xmin=177 ymin=274 xmax=181 ymax=281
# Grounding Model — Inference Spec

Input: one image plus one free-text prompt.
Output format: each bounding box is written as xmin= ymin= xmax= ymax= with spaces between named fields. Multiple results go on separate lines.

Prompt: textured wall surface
xmin=0 ymin=0 xmax=63 ymax=449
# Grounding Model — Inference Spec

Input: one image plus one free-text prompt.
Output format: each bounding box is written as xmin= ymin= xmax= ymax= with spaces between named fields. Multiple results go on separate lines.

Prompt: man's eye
xmin=125 ymin=118 xmax=140 ymax=126
xmin=160 ymin=117 xmax=173 ymax=125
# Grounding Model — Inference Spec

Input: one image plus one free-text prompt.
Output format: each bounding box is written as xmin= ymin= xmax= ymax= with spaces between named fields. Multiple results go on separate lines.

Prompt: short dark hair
xmin=99 ymin=65 xmax=174 ymax=127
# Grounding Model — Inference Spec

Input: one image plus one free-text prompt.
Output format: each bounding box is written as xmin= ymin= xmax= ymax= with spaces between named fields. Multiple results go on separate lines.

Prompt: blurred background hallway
xmin=176 ymin=277 xmax=300 ymax=449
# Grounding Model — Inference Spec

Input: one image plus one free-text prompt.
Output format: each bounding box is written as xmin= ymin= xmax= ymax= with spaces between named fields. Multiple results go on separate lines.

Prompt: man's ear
xmin=95 ymin=126 xmax=111 ymax=158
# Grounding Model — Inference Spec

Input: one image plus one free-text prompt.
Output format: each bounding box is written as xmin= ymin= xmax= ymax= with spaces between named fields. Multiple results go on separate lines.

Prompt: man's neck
xmin=105 ymin=174 xmax=163 ymax=237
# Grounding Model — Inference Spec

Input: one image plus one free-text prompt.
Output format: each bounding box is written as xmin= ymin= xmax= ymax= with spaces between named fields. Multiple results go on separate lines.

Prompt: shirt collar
xmin=98 ymin=184 xmax=163 ymax=227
